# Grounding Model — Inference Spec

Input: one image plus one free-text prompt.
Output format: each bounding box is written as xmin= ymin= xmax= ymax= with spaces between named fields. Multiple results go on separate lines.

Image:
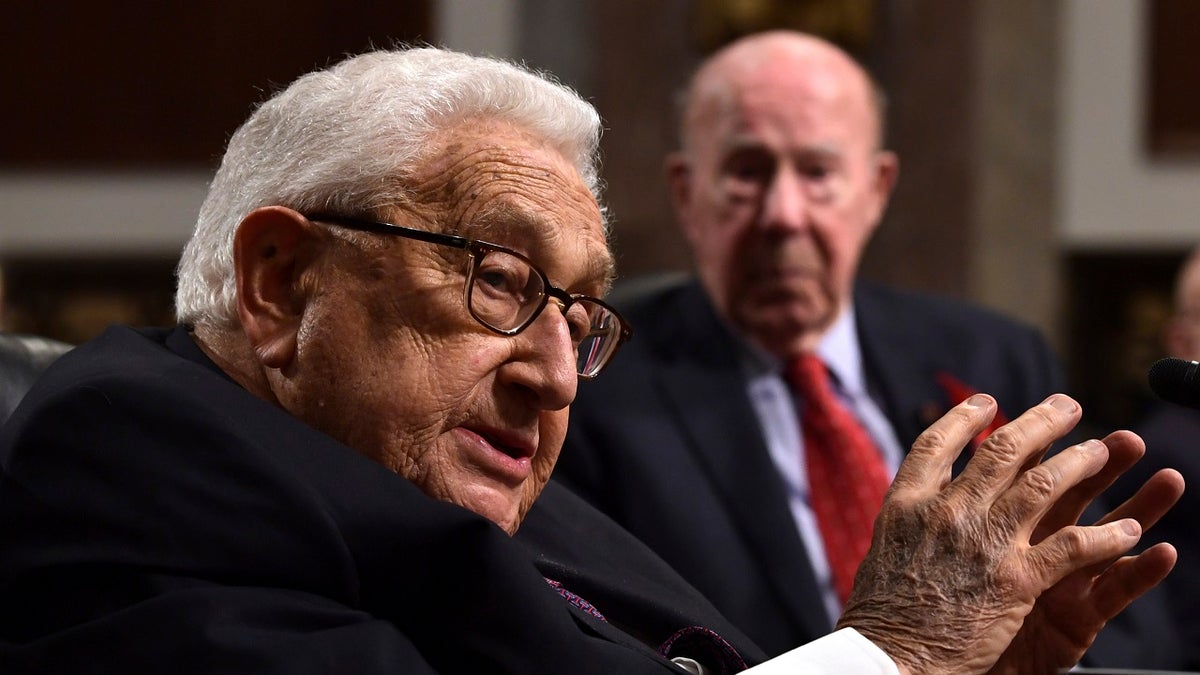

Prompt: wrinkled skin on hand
xmin=836 ymin=394 xmax=1184 ymax=675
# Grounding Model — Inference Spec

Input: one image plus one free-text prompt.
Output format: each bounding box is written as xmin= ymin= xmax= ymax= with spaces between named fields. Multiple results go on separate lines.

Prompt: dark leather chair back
xmin=0 ymin=333 xmax=73 ymax=424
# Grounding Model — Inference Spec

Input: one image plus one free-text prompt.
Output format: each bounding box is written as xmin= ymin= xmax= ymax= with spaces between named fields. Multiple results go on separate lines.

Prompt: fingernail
xmin=1046 ymin=395 xmax=1077 ymax=414
xmin=1121 ymin=519 xmax=1141 ymax=537
xmin=965 ymin=394 xmax=990 ymax=408
xmin=1080 ymin=439 xmax=1106 ymax=456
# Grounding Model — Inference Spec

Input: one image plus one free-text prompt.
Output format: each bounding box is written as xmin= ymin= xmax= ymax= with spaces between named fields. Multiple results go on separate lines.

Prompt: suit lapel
xmin=854 ymin=285 xmax=946 ymax=451
xmin=651 ymin=284 xmax=835 ymax=640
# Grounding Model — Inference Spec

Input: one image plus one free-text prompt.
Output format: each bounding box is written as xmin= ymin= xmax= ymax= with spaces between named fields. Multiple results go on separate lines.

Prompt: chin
xmin=468 ymin=502 xmax=521 ymax=535
xmin=508 ymin=491 xmax=544 ymax=535
xmin=744 ymin=302 xmax=831 ymax=333
xmin=483 ymin=512 xmax=519 ymax=536
xmin=454 ymin=491 xmax=523 ymax=535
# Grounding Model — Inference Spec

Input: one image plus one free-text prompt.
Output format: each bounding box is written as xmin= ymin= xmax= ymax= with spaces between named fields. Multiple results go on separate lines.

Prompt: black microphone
xmin=1148 ymin=357 xmax=1200 ymax=409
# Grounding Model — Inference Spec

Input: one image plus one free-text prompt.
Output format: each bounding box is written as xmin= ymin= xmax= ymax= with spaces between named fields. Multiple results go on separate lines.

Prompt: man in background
xmin=553 ymin=29 xmax=1180 ymax=667
xmin=1111 ymin=246 xmax=1200 ymax=669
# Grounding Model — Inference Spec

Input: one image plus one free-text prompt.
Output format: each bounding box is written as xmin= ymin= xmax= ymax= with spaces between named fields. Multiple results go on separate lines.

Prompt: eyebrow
xmin=466 ymin=203 xmax=615 ymax=294
xmin=721 ymin=134 xmax=844 ymax=159
xmin=548 ymin=238 xmax=617 ymax=297
xmin=590 ymin=249 xmax=618 ymax=296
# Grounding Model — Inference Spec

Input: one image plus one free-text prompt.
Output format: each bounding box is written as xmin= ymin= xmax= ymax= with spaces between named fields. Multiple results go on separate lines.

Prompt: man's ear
xmin=866 ymin=150 xmax=900 ymax=229
xmin=233 ymin=206 xmax=325 ymax=370
xmin=868 ymin=151 xmax=897 ymax=213
xmin=664 ymin=152 xmax=698 ymax=241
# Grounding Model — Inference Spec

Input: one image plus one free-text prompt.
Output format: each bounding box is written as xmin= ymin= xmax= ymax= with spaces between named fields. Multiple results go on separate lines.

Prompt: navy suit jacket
xmin=0 ymin=325 xmax=764 ymax=673
xmin=555 ymin=277 xmax=1181 ymax=667
xmin=1110 ymin=402 xmax=1200 ymax=669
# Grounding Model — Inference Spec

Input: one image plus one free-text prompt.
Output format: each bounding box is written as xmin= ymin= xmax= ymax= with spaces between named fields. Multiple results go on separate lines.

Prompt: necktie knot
xmin=786 ymin=353 xmax=835 ymax=400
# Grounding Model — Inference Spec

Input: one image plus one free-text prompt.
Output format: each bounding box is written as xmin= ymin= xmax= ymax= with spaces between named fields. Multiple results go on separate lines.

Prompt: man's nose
xmin=497 ymin=304 xmax=578 ymax=411
xmin=761 ymin=165 xmax=809 ymax=232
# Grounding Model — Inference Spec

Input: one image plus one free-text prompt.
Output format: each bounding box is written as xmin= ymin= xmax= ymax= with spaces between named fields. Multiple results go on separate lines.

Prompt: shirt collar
xmin=735 ymin=305 xmax=867 ymax=397
xmin=815 ymin=305 xmax=867 ymax=397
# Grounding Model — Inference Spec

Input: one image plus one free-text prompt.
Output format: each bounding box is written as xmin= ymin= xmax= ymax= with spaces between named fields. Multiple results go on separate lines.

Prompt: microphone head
xmin=1148 ymin=357 xmax=1200 ymax=409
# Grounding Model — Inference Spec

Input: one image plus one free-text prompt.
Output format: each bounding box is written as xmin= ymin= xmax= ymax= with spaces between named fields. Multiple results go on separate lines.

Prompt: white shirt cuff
xmin=741 ymin=627 xmax=899 ymax=674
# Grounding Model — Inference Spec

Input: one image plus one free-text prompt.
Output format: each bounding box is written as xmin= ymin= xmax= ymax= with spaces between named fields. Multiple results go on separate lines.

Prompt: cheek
xmin=536 ymin=409 xmax=569 ymax=470
xmin=821 ymin=215 xmax=874 ymax=272
xmin=394 ymin=340 xmax=494 ymax=419
xmin=689 ymin=174 xmax=754 ymax=230
xmin=519 ymin=409 xmax=569 ymax=517
xmin=688 ymin=206 xmax=756 ymax=268
xmin=341 ymin=335 xmax=489 ymax=468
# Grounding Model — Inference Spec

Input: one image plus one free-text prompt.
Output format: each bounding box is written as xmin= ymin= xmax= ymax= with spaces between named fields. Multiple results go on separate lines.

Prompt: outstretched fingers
xmin=1025 ymin=518 xmax=1145 ymax=591
xmin=1063 ymin=466 xmax=1186 ymax=578
xmin=944 ymin=395 xmax=1084 ymax=510
xmin=1030 ymin=430 xmax=1147 ymax=540
xmin=853 ymin=392 xmax=1183 ymax=675
xmin=1084 ymin=543 xmax=1178 ymax=619
xmin=891 ymin=393 xmax=998 ymax=494
xmin=1093 ymin=467 xmax=1185 ymax=530
xmin=991 ymin=437 xmax=1112 ymax=540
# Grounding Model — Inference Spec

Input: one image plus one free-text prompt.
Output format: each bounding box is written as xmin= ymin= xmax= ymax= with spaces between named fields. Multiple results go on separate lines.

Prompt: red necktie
xmin=787 ymin=354 xmax=890 ymax=605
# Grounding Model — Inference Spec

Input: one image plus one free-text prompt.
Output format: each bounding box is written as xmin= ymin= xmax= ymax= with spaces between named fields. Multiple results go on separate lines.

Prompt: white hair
xmin=175 ymin=46 xmax=605 ymax=327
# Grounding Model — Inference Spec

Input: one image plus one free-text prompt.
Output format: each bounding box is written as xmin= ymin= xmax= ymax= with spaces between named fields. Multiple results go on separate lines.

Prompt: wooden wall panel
xmin=1148 ymin=0 xmax=1200 ymax=156
xmin=3 ymin=2 xmax=431 ymax=168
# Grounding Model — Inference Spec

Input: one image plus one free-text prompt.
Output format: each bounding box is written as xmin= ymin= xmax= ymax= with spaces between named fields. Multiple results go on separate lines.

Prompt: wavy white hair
xmin=175 ymin=46 xmax=605 ymax=327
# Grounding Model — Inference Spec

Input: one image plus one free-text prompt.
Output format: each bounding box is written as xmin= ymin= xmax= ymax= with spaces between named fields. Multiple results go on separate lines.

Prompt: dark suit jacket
xmin=555 ymin=277 xmax=1180 ymax=667
xmin=1110 ymin=401 xmax=1200 ymax=669
xmin=0 ymin=325 xmax=764 ymax=673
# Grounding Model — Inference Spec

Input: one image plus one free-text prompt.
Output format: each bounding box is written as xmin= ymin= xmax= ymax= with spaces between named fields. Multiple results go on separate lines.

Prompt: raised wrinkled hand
xmin=836 ymin=394 xmax=1183 ymax=675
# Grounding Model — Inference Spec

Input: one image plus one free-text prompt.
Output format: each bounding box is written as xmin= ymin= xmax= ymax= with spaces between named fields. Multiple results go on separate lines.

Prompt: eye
xmin=475 ymin=251 xmax=537 ymax=303
xmin=724 ymin=149 xmax=774 ymax=186
xmin=801 ymin=163 xmax=831 ymax=181
xmin=476 ymin=267 xmax=518 ymax=293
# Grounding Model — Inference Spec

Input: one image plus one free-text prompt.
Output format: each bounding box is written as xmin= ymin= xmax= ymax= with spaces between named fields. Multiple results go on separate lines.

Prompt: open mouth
xmin=455 ymin=426 xmax=536 ymax=485
xmin=478 ymin=429 xmax=533 ymax=460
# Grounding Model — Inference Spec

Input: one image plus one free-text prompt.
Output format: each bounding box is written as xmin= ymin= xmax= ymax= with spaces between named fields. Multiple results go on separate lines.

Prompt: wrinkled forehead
xmin=401 ymin=118 xmax=614 ymax=290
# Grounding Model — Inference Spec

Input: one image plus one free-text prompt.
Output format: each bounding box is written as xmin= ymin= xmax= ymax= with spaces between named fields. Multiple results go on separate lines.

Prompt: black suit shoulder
xmin=0 ymin=326 xmax=691 ymax=674
xmin=854 ymin=282 xmax=1055 ymax=356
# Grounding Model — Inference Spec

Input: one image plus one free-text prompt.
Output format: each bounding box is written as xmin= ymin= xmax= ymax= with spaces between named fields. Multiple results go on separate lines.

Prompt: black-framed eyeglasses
xmin=307 ymin=215 xmax=632 ymax=379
